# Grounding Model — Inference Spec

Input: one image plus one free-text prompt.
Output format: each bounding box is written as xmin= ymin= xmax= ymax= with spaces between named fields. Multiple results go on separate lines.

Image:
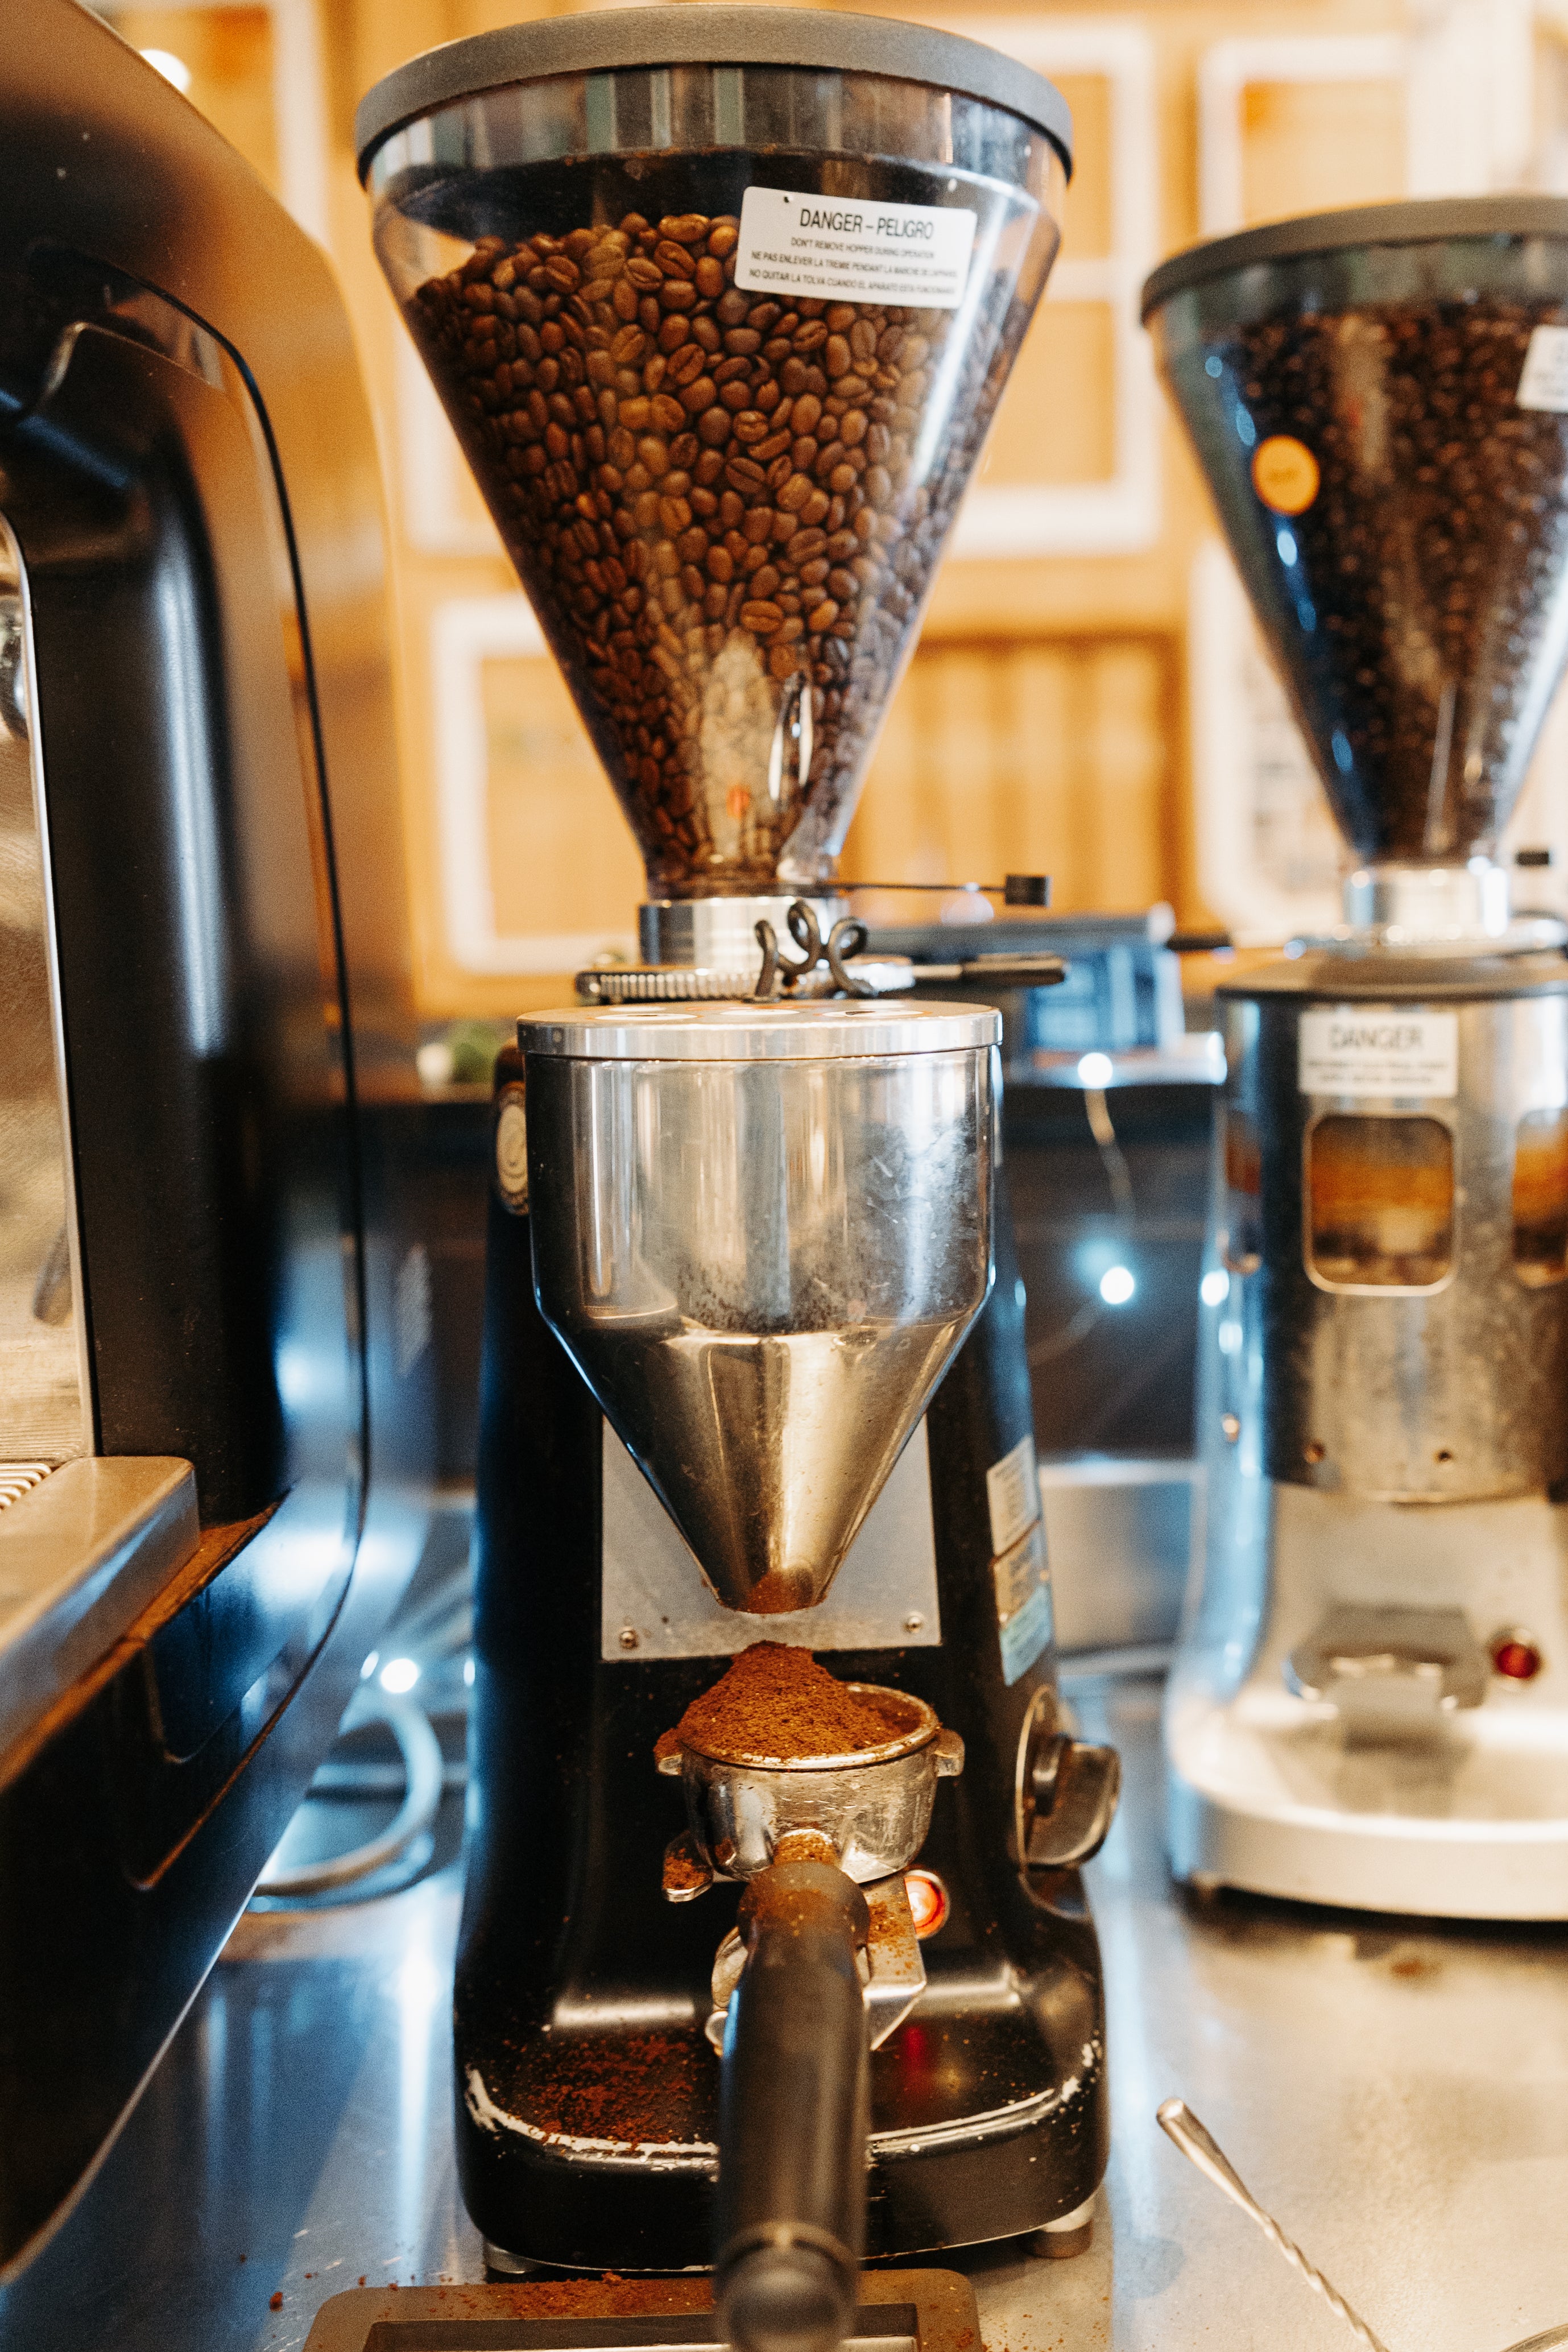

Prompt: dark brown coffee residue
xmin=528 ymin=2030 xmax=707 ymax=2147
xmin=661 ymin=1843 xmax=709 ymax=1890
xmin=658 ymin=1641 xmax=913 ymax=1763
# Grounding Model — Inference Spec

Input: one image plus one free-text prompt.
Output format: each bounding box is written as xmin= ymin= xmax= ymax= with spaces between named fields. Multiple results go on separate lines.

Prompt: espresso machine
xmin=1144 ymin=197 xmax=1568 ymax=1918
xmin=358 ymin=6 xmax=1118 ymax=2313
xmin=0 ymin=1 xmax=431 ymax=2278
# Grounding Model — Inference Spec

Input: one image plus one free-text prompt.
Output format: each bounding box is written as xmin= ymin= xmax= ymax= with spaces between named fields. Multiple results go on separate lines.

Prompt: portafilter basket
xmin=657 ymin=1684 xmax=964 ymax=1880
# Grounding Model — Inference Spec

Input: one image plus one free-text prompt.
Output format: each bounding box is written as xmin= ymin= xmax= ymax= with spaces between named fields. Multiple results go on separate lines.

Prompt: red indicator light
xmin=904 ymin=1869 xmax=949 ymax=1938
xmin=1490 ymin=1631 xmax=1544 ymax=1683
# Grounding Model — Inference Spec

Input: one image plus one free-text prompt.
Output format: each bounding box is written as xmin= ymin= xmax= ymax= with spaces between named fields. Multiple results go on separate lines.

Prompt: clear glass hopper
xmin=360 ymin=9 xmax=1068 ymax=904
xmin=1144 ymin=197 xmax=1568 ymax=944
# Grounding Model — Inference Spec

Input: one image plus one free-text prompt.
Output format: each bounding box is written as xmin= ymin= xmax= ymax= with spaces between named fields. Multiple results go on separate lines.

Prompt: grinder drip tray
xmin=301 ymin=2276 xmax=976 ymax=2352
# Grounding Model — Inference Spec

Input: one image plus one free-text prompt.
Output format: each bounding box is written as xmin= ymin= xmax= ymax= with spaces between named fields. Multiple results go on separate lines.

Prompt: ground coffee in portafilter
xmin=406 ymin=162 xmax=1035 ymax=895
xmin=1196 ymin=301 xmax=1568 ymax=862
xmin=656 ymin=1640 xmax=918 ymax=1763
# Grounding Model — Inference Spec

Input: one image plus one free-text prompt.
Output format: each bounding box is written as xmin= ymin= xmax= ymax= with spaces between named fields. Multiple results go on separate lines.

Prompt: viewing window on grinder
xmin=1306 ymin=1114 xmax=1454 ymax=1290
xmin=1513 ymin=1106 xmax=1568 ymax=1286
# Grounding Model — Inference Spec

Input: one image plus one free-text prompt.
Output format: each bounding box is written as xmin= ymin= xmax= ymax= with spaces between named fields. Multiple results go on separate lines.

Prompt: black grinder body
xmin=457 ymin=1047 xmax=1110 ymax=2270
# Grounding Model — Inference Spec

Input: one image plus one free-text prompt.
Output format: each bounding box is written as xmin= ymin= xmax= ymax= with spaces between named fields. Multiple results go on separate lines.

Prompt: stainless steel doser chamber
xmin=1217 ymin=958 xmax=1568 ymax=1503
xmin=519 ymin=999 xmax=1001 ymax=1614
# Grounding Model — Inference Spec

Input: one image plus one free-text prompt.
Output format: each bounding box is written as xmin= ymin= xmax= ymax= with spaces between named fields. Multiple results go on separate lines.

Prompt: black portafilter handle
xmin=715 ymin=1860 xmax=871 ymax=2352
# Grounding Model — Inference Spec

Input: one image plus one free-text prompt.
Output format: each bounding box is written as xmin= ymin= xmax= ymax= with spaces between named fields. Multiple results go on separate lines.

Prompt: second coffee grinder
xmin=358 ymin=3 xmax=1119 ymax=2313
xmin=1145 ymin=197 xmax=1568 ymax=1919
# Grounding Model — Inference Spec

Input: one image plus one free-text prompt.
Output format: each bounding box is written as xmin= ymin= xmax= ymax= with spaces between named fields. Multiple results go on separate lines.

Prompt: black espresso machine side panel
xmin=0 ymin=7 xmax=432 ymax=2280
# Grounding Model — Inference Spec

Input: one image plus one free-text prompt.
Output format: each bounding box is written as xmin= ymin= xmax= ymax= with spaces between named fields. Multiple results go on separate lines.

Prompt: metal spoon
xmin=1158 ymin=2100 xmax=1568 ymax=2352
xmin=1157 ymin=2097 xmax=1393 ymax=2352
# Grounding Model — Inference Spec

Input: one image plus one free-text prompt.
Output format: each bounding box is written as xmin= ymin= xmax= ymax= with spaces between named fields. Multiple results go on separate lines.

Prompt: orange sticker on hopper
xmin=1252 ymin=434 xmax=1320 ymax=515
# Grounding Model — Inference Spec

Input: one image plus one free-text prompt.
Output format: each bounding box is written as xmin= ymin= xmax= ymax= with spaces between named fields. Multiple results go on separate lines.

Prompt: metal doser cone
xmin=521 ymin=1022 xmax=997 ymax=1614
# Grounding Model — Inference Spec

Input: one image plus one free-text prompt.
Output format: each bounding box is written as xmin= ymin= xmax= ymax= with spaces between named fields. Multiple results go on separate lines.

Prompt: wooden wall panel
xmin=1240 ymin=77 xmax=1407 ymax=222
xmin=481 ymin=658 xmax=644 ymax=950
xmin=982 ymin=304 xmax=1118 ymax=489
xmin=844 ymin=636 xmax=1177 ymax=916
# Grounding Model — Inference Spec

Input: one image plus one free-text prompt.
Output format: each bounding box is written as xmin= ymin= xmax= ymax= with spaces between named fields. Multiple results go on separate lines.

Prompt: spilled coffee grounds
xmin=659 ymin=1641 xmax=914 ymax=1762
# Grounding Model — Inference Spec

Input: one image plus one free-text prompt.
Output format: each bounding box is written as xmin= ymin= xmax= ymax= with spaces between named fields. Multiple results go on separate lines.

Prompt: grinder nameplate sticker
xmin=994 ymin=1519 xmax=1053 ymax=1687
xmin=1299 ymin=1008 xmax=1459 ymax=1099
xmin=736 ymin=187 xmax=977 ymax=310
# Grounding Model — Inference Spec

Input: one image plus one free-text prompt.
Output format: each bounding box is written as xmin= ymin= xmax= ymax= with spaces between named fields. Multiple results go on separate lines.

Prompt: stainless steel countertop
xmin=3 ymin=1670 xmax=1567 ymax=2352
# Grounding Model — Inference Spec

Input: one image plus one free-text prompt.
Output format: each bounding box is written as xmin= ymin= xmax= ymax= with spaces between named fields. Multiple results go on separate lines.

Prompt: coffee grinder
xmin=1144 ymin=197 xmax=1568 ymax=1918
xmin=358 ymin=5 xmax=1119 ymax=2308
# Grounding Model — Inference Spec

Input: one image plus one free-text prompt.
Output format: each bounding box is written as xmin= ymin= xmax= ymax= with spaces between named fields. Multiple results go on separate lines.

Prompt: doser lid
xmin=355 ymin=5 xmax=1073 ymax=181
xmin=519 ymin=998 xmax=1002 ymax=1060
xmin=1142 ymin=194 xmax=1568 ymax=321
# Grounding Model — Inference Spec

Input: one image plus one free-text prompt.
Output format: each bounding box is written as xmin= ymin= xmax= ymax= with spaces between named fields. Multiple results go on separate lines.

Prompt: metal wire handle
xmin=1157 ymin=2099 xmax=1394 ymax=2352
xmin=754 ymin=903 xmax=874 ymax=998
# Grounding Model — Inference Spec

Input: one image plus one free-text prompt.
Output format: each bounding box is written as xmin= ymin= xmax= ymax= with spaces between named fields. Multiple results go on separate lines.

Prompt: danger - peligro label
xmin=735 ymin=187 xmax=977 ymax=309
xmin=1298 ymin=1008 xmax=1459 ymax=1099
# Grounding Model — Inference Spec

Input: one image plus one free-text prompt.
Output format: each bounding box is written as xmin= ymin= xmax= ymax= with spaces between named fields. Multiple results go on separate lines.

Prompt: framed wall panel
xmin=430 ymin=598 xmax=640 ymax=979
xmin=945 ymin=18 xmax=1161 ymax=559
xmin=1197 ymin=36 xmax=1408 ymax=235
xmin=843 ymin=633 xmax=1176 ymax=915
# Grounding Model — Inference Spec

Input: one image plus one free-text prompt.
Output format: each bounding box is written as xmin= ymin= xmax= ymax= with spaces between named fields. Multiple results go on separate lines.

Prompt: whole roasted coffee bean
xmin=406 ymin=163 xmax=1035 ymax=890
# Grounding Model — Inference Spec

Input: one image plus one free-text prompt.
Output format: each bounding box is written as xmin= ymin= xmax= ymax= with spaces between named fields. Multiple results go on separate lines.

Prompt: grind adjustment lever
xmin=1017 ymin=1691 xmax=1120 ymax=1872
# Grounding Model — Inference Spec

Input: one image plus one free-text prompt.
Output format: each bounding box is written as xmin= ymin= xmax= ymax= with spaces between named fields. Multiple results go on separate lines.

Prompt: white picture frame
xmin=431 ymin=597 xmax=639 ymax=978
xmin=943 ymin=16 xmax=1161 ymax=559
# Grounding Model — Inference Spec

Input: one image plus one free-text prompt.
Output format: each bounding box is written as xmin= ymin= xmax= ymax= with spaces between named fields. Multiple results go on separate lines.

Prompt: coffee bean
xmin=667 ymin=342 xmax=707 ymax=387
